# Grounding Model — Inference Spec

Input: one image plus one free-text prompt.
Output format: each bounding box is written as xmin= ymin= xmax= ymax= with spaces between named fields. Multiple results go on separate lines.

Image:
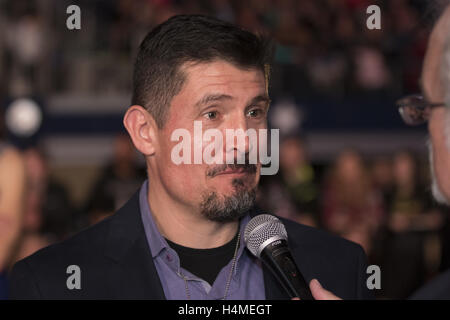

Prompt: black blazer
xmin=9 ymin=191 xmax=373 ymax=299
xmin=409 ymin=269 xmax=450 ymax=300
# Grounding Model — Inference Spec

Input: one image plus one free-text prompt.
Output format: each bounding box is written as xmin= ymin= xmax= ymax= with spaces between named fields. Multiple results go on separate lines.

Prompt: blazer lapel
xmin=103 ymin=191 xmax=166 ymax=299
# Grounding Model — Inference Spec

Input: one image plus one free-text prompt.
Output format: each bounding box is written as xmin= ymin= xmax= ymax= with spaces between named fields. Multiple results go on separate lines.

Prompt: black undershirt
xmin=165 ymin=231 xmax=239 ymax=286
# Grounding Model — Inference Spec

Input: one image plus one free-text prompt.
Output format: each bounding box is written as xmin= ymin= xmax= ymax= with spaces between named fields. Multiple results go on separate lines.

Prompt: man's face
xmin=423 ymin=6 xmax=450 ymax=204
xmin=153 ymin=60 xmax=268 ymax=221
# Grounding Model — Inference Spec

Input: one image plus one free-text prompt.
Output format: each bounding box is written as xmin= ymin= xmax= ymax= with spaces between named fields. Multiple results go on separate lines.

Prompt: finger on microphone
xmin=309 ymin=279 xmax=341 ymax=300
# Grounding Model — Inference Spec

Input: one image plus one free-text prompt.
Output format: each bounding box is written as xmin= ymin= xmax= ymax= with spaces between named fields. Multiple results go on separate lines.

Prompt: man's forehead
xmin=164 ymin=60 xmax=270 ymax=127
xmin=181 ymin=60 xmax=266 ymax=91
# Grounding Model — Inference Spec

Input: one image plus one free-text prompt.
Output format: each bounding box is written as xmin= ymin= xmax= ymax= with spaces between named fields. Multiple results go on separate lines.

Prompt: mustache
xmin=206 ymin=163 xmax=257 ymax=178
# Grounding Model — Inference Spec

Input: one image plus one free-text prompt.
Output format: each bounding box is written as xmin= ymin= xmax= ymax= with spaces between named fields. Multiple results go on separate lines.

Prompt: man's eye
xmin=204 ymin=111 xmax=218 ymax=120
xmin=248 ymin=108 xmax=264 ymax=118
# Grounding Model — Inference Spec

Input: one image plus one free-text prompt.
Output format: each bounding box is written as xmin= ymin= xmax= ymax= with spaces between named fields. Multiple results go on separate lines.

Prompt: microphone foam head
xmin=244 ymin=214 xmax=288 ymax=258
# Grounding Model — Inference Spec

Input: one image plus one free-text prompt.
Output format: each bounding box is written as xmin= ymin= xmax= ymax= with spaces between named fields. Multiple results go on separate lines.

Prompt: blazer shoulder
xmin=410 ymin=268 xmax=450 ymax=300
xmin=12 ymin=212 xmax=119 ymax=283
xmin=15 ymin=190 xmax=142 ymax=269
xmin=9 ymin=191 xmax=149 ymax=299
xmin=281 ymin=217 xmax=364 ymax=254
xmin=8 ymin=215 xmax=116 ymax=299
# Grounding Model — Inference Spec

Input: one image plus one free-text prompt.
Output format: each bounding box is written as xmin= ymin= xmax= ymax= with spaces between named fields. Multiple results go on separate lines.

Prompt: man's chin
xmin=200 ymin=187 xmax=257 ymax=223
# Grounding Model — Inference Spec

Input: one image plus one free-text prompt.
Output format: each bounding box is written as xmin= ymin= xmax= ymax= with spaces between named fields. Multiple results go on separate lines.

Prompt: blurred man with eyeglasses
xmin=397 ymin=7 xmax=450 ymax=207
xmin=396 ymin=5 xmax=450 ymax=299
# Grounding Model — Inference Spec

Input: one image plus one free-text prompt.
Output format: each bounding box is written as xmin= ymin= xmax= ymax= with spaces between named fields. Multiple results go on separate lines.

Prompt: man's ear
xmin=123 ymin=105 xmax=158 ymax=156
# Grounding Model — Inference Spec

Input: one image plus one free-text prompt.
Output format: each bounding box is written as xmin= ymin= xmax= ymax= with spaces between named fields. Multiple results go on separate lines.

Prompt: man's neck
xmin=147 ymin=181 xmax=239 ymax=249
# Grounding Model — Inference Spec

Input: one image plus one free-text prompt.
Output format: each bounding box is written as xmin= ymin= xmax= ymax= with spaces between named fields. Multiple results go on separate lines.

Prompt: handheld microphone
xmin=244 ymin=214 xmax=314 ymax=300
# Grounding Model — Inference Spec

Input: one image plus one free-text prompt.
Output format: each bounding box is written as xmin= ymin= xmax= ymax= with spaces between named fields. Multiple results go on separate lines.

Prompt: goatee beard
xmin=200 ymin=178 xmax=257 ymax=222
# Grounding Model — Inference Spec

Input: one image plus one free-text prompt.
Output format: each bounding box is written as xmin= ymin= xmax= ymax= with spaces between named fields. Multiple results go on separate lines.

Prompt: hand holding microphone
xmin=244 ymin=214 xmax=341 ymax=300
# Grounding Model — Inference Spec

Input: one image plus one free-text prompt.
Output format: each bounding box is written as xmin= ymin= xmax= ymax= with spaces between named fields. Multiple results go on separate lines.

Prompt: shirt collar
xmin=139 ymin=180 xmax=168 ymax=258
xmin=139 ymin=179 xmax=251 ymax=263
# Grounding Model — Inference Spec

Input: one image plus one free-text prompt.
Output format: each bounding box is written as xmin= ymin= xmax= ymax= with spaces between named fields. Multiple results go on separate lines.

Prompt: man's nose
xmin=224 ymin=114 xmax=253 ymax=162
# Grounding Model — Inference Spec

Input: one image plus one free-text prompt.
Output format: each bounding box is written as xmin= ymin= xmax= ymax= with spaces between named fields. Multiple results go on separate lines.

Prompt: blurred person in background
xmin=10 ymin=147 xmax=74 ymax=264
xmin=3 ymin=4 xmax=46 ymax=95
xmin=257 ymin=135 xmax=318 ymax=227
xmin=85 ymin=189 xmax=115 ymax=227
xmin=84 ymin=133 xmax=146 ymax=218
xmin=370 ymin=155 xmax=394 ymax=206
xmin=321 ymin=149 xmax=385 ymax=255
xmin=352 ymin=45 xmax=392 ymax=94
xmin=404 ymin=3 xmax=450 ymax=299
xmin=0 ymin=107 xmax=26 ymax=299
xmin=377 ymin=150 xmax=443 ymax=299
xmin=387 ymin=151 xmax=442 ymax=234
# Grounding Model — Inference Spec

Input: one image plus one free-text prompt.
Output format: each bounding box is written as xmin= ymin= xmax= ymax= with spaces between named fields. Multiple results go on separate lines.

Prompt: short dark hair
xmin=132 ymin=14 xmax=274 ymax=128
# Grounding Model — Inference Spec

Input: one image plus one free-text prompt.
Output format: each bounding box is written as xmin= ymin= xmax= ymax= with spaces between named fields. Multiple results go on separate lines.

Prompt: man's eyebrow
xmin=248 ymin=94 xmax=271 ymax=106
xmin=194 ymin=93 xmax=271 ymax=110
xmin=195 ymin=93 xmax=233 ymax=108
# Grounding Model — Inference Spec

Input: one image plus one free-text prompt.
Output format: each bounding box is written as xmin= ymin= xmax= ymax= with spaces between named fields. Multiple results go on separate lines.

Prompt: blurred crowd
xmin=0 ymin=131 xmax=147 ymax=300
xmin=1 ymin=0 xmax=449 ymax=300
xmin=0 ymin=0 xmax=442 ymax=97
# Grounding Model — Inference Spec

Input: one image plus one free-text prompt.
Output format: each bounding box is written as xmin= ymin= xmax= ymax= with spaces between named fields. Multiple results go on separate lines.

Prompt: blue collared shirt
xmin=139 ymin=180 xmax=266 ymax=300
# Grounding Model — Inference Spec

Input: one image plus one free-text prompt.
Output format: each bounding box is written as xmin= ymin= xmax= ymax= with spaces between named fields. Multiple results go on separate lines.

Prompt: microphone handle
xmin=260 ymin=239 xmax=314 ymax=300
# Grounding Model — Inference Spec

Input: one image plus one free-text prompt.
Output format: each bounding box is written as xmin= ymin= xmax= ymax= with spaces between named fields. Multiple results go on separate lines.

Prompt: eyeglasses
xmin=396 ymin=94 xmax=446 ymax=125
